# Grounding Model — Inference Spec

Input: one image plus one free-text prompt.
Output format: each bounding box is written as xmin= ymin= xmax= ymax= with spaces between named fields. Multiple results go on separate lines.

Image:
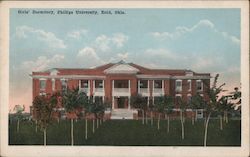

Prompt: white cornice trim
xmin=31 ymin=75 xmax=106 ymax=79
xmin=136 ymin=75 xmax=171 ymax=79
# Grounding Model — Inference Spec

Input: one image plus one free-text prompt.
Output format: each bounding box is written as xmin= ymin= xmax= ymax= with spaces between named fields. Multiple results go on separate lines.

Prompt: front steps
xmin=111 ymin=109 xmax=137 ymax=119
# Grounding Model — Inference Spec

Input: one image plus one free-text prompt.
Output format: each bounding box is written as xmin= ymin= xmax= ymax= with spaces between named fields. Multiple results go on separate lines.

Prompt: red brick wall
xmin=164 ymin=79 xmax=170 ymax=95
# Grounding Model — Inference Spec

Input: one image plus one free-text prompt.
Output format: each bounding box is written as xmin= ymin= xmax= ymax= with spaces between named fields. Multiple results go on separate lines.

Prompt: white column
xmin=128 ymin=96 xmax=131 ymax=109
xmin=138 ymin=80 xmax=140 ymax=94
xmin=112 ymin=96 xmax=114 ymax=109
xmin=162 ymin=80 xmax=164 ymax=95
xmin=102 ymin=80 xmax=105 ymax=93
xmin=93 ymin=80 xmax=95 ymax=94
xmin=152 ymin=80 xmax=155 ymax=96
xmin=147 ymin=80 xmax=149 ymax=94
xmin=128 ymin=80 xmax=131 ymax=96
xmin=112 ymin=80 xmax=114 ymax=93
xmin=78 ymin=80 xmax=81 ymax=88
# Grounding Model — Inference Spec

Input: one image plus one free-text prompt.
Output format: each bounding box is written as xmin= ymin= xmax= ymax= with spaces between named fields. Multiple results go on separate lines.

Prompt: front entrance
xmin=115 ymin=97 xmax=128 ymax=109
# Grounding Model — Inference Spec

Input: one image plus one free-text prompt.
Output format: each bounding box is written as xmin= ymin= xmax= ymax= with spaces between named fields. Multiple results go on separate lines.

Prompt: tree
xmin=164 ymin=96 xmax=174 ymax=133
xmin=148 ymin=99 xmax=154 ymax=126
xmin=130 ymin=94 xmax=148 ymax=124
xmin=176 ymin=97 xmax=187 ymax=140
xmin=154 ymin=95 xmax=174 ymax=131
xmin=154 ymin=96 xmax=165 ymax=130
xmin=62 ymin=87 xmax=87 ymax=145
xmin=33 ymin=93 xmax=58 ymax=145
xmin=203 ymin=74 xmax=226 ymax=146
xmin=13 ymin=104 xmax=25 ymax=133
xmin=190 ymin=94 xmax=206 ymax=124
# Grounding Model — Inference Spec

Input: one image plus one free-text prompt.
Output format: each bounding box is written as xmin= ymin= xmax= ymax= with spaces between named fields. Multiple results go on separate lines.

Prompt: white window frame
xmin=39 ymin=78 xmax=46 ymax=91
xmin=196 ymin=80 xmax=203 ymax=92
xmin=52 ymin=79 xmax=55 ymax=91
xmin=187 ymin=80 xmax=192 ymax=92
xmin=175 ymin=80 xmax=182 ymax=92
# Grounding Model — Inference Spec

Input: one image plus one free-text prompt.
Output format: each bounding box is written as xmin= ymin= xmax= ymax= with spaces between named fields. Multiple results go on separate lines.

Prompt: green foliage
xmin=130 ymin=94 xmax=148 ymax=111
xmin=190 ymin=94 xmax=206 ymax=110
xmin=154 ymin=95 xmax=174 ymax=114
xmin=62 ymin=88 xmax=88 ymax=112
xmin=85 ymin=97 xmax=106 ymax=118
xmin=33 ymin=94 xmax=58 ymax=130
xmin=13 ymin=105 xmax=25 ymax=120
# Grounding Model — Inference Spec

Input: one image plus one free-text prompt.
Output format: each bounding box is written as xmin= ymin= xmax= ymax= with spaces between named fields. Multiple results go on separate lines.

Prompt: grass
xmin=9 ymin=118 xmax=241 ymax=146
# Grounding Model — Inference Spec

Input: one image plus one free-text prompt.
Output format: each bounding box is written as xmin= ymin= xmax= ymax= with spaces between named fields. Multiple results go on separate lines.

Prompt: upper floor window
xmin=139 ymin=80 xmax=148 ymax=88
xmin=196 ymin=80 xmax=203 ymax=91
xmin=80 ymin=80 xmax=88 ymax=88
xmin=52 ymin=79 xmax=55 ymax=91
xmin=175 ymin=80 xmax=182 ymax=92
xmin=61 ymin=79 xmax=67 ymax=92
xmin=39 ymin=79 xmax=46 ymax=91
xmin=95 ymin=80 xmax=103 ymax=88
xmin=187 ymin=80 xmax=192 ymax=91
xmin=154 ymin=80 xmax=162 ymax=88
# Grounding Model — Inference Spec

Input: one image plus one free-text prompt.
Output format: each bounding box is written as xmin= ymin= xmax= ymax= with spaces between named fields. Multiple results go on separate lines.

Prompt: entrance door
xmin=117 ymin=97 xmax=128 ymax=108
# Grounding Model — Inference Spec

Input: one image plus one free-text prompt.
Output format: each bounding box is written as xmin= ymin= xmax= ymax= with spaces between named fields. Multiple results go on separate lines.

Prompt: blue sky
xmin=9 ymin=8 xmax=240 ymax=112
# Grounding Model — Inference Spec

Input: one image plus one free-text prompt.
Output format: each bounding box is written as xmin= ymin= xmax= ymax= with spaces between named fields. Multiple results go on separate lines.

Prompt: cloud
xmin=150 ymin=19 xmax=239 ymax=45
xmin=21 ymin=54 xmax=65 ymax=72
xmin=67 ymin=29 xmax=88 ymax=39
xmin=117 ymin=52 xmax=129 ymax=60
xmin=144 ymin=48 xmax=181 ymax=60
xmin=94 ymin=33 xmax=128 ymax=51
xmin=15 ymin=25 xmax=67 ymax=49
xmin=77 ymin=47 xmax=105 ymax=67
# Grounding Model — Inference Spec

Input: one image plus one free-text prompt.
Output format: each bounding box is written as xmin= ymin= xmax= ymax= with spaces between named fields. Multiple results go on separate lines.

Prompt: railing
xmin=79 ymin=88 xmax=89 ymax=93
xmin=113 ymin=88 xmax=129 ymax=93
xmin=95 ymin=88 xmax=104 ymax=92
xmin=153 ymin=88 xmax=163 ymax=93
xmin=139 ymin=88 xmax=149 ymax=93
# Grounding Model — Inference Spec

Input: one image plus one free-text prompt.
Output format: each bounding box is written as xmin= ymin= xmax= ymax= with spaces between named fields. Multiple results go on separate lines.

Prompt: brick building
xmin=31 ymin=60 xmax=210 ymax=119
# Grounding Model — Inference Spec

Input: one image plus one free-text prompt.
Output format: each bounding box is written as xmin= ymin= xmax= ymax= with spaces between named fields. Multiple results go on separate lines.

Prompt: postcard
xmin=0 ymin=1 xmax=249 ymax=157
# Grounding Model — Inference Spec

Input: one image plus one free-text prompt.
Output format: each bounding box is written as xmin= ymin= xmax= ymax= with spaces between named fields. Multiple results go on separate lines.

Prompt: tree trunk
xmin=100 ymin=118 xmax=102 ymax=125
xmin=57 ymin=118 xmax=60 ymax=124
xmin=195 ymin=110 xmax=198 ymax=122
xmin=220 ymin=115 xmax=223 ymax=130
xmin=17 ymin=119 xmax=20 ymax=133
xmin=97 ymin=118 xmax=99 ymax=129
xmin=44 ymin=128 xmax=47 ymax=146
xmin=142 ymin=110 xmax=145 ymax=125
xmin=225 ymin=111 xmax=228 ymax=124
xmin=85 ymin=118 xmax=88 ymax=140
xmin=71 ymin=119 xmax=74 ymax=146
xmin=157 ymin=114 xmax=160 ymax=130
xmin=180 ymin=110 xmax=184 ymax=140
xmin=192 ymin=115 xmax=194 ymax=125
xmin=145 ymin=112 xmax=148 ymax=125
xmin=204 ymin=112 xmax=211 ymax=146
xmin=92 ymin=119 xmax=95 ymax=133
xmin=151 ymin=111 xmax=153 ymax=126
xmin=35 ymin=120 xmax=38 ymax=133
xmin=167 ymin=115 xmax=170 ymax=133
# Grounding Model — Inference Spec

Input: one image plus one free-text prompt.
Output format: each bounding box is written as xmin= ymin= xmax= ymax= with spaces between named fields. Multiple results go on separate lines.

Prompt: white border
xmin=0 ymin=1 xmax=249 ymax=157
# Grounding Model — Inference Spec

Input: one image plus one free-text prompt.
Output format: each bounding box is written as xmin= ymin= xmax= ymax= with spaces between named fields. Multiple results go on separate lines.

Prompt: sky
xmin=9 ymin=8 xmax=241 ymax=113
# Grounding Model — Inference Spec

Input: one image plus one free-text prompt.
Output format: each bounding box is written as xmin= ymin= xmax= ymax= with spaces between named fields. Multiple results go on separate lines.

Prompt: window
xmin=52 ymin=79 xmax=55 ymax=91
xmin=196 ymin=80 xmax=203 ymax=91
xmin=187 ymin=80 xmax=192 ymax=91
xmin=138 ymin=80 xmax=148 ymax=88
xmin=187 ymin=94 xmax=192 ymax=103
xmin=39 ymin=79 xmax=46 ymax=90
xmin=154 ymin=80 xmax=162 ymax=88
xmin=95 ymin=80 xmax=103 ymax=88
xmin=80 ymin=80 xmax=88 ymax=88
xmin=61 ymin=79 xmax=67 ymax=92
xmin=175 ymin=80 xmax=182 ymax=92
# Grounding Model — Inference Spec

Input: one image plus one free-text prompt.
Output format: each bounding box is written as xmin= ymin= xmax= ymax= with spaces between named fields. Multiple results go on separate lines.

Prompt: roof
xmin=31 ymin=60 xmax=210 ymax=77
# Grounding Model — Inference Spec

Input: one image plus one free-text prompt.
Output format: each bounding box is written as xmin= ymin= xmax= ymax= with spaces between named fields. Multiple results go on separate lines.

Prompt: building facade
xmin=31 ymin=61 xmax=210 ymax=119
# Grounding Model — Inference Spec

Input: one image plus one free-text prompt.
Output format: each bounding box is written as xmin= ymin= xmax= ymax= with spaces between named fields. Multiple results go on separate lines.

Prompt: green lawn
xmin=9 ymin=119 xmax=241 ymax=146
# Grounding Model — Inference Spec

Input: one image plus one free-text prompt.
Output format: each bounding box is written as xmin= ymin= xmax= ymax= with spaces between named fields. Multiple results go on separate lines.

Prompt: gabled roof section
xmin=104 ymin=60 xmax=140 ymax=74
